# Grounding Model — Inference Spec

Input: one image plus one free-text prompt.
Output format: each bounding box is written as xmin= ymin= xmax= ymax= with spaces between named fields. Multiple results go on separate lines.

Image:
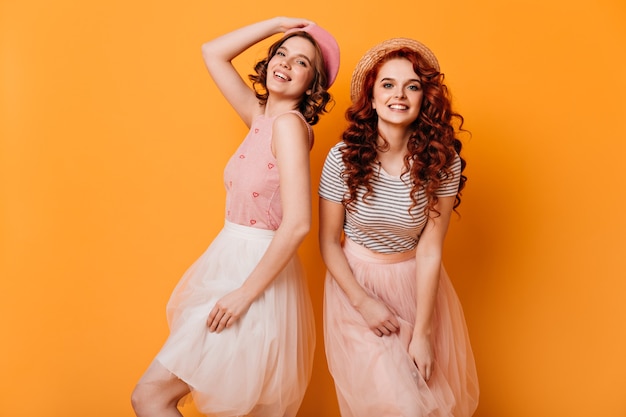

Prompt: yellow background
xmin=2 ymin=0 xmax=625 ymax=416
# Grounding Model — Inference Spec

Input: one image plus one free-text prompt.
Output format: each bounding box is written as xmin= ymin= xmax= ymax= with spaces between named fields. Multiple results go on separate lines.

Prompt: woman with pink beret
xmin=132 ymin=17 xmax=340 ymax=417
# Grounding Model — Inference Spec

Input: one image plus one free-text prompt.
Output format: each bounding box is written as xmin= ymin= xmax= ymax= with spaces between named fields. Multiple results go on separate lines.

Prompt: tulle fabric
xmin=155 ymin=221 xmax=316 ymax=417
xmin=324 ymin=238 xmax=479 ymax=417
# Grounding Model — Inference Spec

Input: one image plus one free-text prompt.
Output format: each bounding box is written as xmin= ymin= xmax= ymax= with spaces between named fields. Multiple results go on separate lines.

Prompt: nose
xmin=394 ymin=87 xmax=406 ymax=98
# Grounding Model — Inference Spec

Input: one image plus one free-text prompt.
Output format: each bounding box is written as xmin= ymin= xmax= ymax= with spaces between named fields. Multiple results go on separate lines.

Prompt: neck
xmin=264 ymin=95 xmax=300 ymax=118
xmin=377 ymin=124 xmax=412 ymax=154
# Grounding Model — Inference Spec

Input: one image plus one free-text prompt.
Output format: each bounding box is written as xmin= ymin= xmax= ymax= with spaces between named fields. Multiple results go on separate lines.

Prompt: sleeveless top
xmin=319 ymin=142 xmax=462 ymax=254
xmin=223 ymin=111 xmax=313 ymax=230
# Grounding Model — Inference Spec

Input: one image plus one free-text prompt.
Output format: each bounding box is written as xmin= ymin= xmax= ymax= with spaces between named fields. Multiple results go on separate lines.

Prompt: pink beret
xmin=285 ymin=24 xmax=340 ymax=88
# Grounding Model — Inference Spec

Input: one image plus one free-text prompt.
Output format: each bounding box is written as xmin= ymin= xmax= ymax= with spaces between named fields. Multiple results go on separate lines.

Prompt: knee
xmin=130 ymin=384 xmax=154 ymax=417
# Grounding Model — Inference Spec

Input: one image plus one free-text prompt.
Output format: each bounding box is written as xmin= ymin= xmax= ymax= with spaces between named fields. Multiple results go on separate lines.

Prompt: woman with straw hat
xmin=319 ymin=38 xmax=478 ymax=416
xmin=131 ymin=17 xmax=340 ymax=417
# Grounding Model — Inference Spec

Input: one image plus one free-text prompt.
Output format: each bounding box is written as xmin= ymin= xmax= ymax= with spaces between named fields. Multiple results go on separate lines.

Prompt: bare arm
xmin=201 ymin=17 xmax=313 ymax=126
xmin=409 ymin=194 xmax=455 ymax=381
xmin=319 ymin=198 xmax=400 ymax=337
xmin=207 ymin=113 xmax=312 ymax=332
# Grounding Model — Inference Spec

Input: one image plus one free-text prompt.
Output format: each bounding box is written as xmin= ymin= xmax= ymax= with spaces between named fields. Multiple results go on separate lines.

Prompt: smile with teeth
xmin=389 ymin=104 xmax=408 ymax=110
xmin=274 ymin=71 xmax=291 ymax=81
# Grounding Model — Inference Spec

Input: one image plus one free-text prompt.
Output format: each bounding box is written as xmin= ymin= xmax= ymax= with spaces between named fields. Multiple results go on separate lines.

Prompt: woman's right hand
xmin=319 ymin=199 xmax=398 ymax=337
xmin=355 ymin=296 xmax=400 ymax=337
xmin=275 ymin=17 xmax=315 ymax=33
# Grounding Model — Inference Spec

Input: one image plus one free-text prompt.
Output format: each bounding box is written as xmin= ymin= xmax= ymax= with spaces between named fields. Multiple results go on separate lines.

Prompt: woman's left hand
xmin=207 ymin=288 xmax=254 ymax=333
xmin=408 ymin=333 xmax=435 ymax=382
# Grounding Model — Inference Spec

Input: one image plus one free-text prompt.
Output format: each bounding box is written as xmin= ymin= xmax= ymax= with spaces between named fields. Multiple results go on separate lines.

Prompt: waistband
xmin=343 ymin=238 xmax=416 ymax=264
xmin=224 ymin=220 xmax=276 ymax=239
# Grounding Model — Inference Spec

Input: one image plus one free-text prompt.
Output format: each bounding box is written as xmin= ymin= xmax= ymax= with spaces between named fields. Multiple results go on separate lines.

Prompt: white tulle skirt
xmin=324 ymin=238 xmax=479 ymax=417
xmin=155 ymin=221 xmax=316 ymax=417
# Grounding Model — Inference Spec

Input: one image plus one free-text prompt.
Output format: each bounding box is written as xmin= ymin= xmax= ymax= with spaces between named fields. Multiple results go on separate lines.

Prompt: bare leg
xmin=131 ymin=360 xmax=191 ymax=417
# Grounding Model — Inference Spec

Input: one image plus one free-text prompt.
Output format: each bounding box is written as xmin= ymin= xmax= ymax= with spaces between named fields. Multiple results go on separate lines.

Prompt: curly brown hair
xmin=341 ymin=48 xmax=467 ymax=216
xmin=248 ymin=32 xmax=333 ymax=126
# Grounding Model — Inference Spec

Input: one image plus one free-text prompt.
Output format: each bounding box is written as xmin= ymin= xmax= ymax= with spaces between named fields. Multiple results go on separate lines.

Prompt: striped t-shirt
xmin=319 ymin=142 xmax=461 ymax=254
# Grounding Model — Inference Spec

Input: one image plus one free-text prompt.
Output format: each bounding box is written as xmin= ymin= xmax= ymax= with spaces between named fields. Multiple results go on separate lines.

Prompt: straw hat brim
xmin=350 ymin=38 xmax=439 ymax=102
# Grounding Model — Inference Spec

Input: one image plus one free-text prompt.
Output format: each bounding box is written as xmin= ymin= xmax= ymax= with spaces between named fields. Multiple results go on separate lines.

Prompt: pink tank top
xmin=223 ymin=111 xmax=313 ymax=230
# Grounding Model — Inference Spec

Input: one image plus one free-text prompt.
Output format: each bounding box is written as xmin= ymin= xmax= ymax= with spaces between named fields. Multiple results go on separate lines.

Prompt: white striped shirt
xmin=319 ymin=142 xmax=461 ymax=254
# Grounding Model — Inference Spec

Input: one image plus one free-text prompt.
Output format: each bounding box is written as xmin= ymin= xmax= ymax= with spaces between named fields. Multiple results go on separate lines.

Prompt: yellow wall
xmin=2 ymin=1 xmax=625 ymax=416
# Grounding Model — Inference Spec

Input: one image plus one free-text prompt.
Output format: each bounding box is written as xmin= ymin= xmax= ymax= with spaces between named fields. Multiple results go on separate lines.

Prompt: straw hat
xmin=285 ymin=24 xmax=340 ymax=88
xmin=350 ymin=38 xmax=439 ymax=102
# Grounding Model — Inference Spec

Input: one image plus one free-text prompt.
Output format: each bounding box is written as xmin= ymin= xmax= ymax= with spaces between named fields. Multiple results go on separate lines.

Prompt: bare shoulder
xmin=272 ymin=112 xmax=310 ymax=146
xmin=273 ymin=112 xmax=309 ymax=131
xmin=270 ymin=113 xmax=311 ymax=159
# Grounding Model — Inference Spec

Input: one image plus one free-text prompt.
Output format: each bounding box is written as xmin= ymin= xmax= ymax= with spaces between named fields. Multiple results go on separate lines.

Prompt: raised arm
xmin=409 ymin=194 xmax=455 ymax=382
xmin=319 ymin=198 xmax=400 ymax=337
xmin=206 ymin=112 xmax=312 ymax=332
xmin=201 ymin=17 xmax=313 ymax=126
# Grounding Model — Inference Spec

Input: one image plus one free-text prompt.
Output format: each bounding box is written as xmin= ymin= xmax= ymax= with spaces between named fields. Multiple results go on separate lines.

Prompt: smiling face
xmin=266 ymin=36 xmax=317 ymax=100
xmin=371 ymin=58 xmax=424 ymax=130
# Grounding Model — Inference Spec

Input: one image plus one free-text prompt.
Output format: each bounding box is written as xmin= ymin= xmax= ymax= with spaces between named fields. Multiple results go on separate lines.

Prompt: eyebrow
xmin=277 ymin=46 xmax=313 ymax=65
xmin=380 ymin=77 xmax=422 ymax=84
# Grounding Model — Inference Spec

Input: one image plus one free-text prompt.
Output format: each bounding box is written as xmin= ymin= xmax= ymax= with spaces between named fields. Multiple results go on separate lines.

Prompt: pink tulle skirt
xmin=324 ymin=238 xmax=479 ymax=417
xmin=155 ymin=221 xmax=316 ymax=417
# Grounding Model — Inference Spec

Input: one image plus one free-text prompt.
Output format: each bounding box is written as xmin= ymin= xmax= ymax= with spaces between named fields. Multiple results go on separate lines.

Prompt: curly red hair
xmin=341 ymin=48 xmax=467 ymax=216
xmin=248 ymin=32 xmax=333 ymax=126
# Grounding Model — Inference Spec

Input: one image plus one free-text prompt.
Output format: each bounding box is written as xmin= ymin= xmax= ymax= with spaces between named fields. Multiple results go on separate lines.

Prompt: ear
xmin=306 ymin=89 xmax=312 ymax=95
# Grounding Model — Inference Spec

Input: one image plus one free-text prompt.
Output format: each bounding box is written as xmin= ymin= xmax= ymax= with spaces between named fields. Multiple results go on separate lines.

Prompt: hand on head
xmin=276 ymin=17 xmax=316 ymax=33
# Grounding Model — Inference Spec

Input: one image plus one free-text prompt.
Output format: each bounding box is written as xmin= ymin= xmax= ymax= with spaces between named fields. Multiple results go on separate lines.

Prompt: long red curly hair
xmin=341 ymin=48 xmax=468 ymax=216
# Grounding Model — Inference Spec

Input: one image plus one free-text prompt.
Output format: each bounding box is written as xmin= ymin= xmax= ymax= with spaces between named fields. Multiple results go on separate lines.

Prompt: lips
xmin=389 ymin=104 xmax=409 ymax=110
xmin=273 ymin=71 xmax=291 ymax=82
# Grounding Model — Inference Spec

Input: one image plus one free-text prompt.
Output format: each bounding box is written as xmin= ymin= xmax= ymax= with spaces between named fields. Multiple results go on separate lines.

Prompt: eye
xmin=276 ymin=51 xmax=286 ymax=57
xmin=407 ymin=84 xmax=422 ymax=91
xmin=382 ymin=82 xmax=394 ymax=88
xmin=296 ymin=59 xmax=308 ymax=67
